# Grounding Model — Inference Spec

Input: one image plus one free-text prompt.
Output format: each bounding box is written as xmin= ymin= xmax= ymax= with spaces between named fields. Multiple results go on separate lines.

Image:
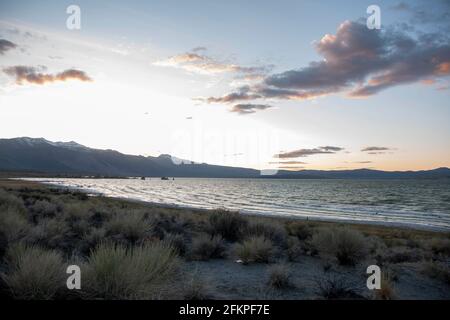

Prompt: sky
xmin=0 ymin=0 xmax=449 ymax=171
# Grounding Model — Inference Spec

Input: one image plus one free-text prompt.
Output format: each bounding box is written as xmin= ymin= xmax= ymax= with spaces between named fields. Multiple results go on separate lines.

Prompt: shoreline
xmin=16 ymin=178 xmax=450 ymax=235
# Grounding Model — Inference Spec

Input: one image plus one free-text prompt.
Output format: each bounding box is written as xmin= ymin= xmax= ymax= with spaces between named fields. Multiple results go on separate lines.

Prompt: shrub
xmin=29 ymin=200 xmax=60 ymax=220
xmin=422 ymin=260 xmax=450 ymax=285
xmin=82 ymin=241 xmax=179 ymax=299
xmin=190 ymin=234 xmax=226 ymax=260
xmin=267 ymin=264 xmax=292 ymax=289
xmin=286 ymin=221 xmax=313 ymax=240
xmin=315 ymin=274 xmax=359 ymax=299
xmin=105 ymin=210 xmax=154 ymax=243
xmin=286 ymin=236 xmax=302 ymax=262
xmin=182 ymin=272 xmax=213 ymax=300
xmin=383 ymin=247 xmax=423 ymax=264
xmin=246 ymin=220 xmax=287 ymax=246
xmin=2 ymin=244 xmax=65 ymax=299
xmin=428 ymin=238 xmax=450 ymax=257
xmin=163 ymin=232 xmax=188 ymax=256
xmin=26 ymin=218 xmax=72 ymax=251
xmin=0 ymin=206 xmax=30 ymax=242
xmin=0 ymin=189 xmax=27 ymax=214
xmin=311 ymin=227 xmax=367 ymax=266
xmin=207 ymin=210 xmax=248 ymax=241
xmin=373 ymin=273 xmax=396 ymax=300
xmin=234 ymin=236 xmax=273 ymax=264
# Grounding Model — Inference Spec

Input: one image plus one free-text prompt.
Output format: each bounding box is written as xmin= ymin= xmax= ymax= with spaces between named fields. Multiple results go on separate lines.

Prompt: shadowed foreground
xmin=0 ymin=179 xmax=449 ymax=300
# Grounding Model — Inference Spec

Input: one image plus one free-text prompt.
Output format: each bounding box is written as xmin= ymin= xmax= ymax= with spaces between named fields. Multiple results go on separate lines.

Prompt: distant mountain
xmin=0 ymin=137 xmax=449 ymax=179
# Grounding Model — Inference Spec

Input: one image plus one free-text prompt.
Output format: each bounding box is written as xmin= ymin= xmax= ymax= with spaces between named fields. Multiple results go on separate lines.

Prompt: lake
xmin=25 ymin=178 xmax=450 ymax=231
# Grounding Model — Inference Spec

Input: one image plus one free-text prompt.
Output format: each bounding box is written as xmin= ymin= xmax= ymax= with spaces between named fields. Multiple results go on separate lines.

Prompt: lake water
xmin=25 ymin=178 xmax=450 ymax=231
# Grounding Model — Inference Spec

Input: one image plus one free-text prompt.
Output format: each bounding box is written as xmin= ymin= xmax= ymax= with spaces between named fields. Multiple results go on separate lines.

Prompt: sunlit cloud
xmin=3 ymin=66 xmax=93 ymax=85
xmin=202 ymin=19 xmax=450 ymax=104
xmin=274 ymin=146 xmax=344 ymax=159
xmin=153 ymin=48 xmax=272 ymax=76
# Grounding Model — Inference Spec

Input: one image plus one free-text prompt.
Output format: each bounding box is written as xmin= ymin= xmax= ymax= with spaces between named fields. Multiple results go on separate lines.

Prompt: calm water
xmin=25 ymin=178 xmax=450 ymax=231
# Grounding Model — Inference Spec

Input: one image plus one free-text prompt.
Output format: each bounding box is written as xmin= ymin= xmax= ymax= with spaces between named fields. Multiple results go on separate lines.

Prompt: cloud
xmin=319 ymin=146 xmax=345 ymax=152
xmin=203 ymin=19 xmax=450 ymax=103
xmin=230 ymin=103 xmax=273 ymax=114
xmin=274 ymin=146 xmax=344 ymax=158
xmin=269 ymin=161 xmax=308 ymax=164
xmin=3 ymin=66 xmax=93 ymax=85
xmin=0 ymin=39 xmax=17 ymax=55
xmin=154 ymin=48 xmax=272 ymax=76
xmin=361 ymin=146 xmax=391 ymax=152
xmin=354 ymin=161 xmax=373 ymax=164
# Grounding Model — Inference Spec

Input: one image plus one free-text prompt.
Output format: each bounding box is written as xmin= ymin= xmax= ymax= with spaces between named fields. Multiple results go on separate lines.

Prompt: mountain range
xmin=0 ymin=137 xmax=449 ymax=179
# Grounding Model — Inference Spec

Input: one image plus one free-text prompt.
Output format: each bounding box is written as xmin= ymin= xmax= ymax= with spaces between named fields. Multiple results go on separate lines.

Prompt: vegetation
xmin=234 ymin=236 xmax=274 ymax=264
xmin=0 ymin=179 xmax=448 ymax=300
xmin=311 ymin=227 xmax=368 ymax=266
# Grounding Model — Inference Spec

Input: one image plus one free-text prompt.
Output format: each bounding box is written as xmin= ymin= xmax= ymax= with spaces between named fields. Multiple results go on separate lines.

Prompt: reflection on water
xmin=25 ymin=178 xmax=450 ymax=230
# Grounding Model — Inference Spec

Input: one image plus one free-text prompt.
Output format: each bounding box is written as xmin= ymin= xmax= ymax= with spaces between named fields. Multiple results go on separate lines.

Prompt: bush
xmin=0 ymin=189 xmax=27 ymax=215
xmin=182 ymin=272 xmax=213 ymax=300
xmin=164 ymin=232 xmax=188 ymax=256
xmin=373 ymin=273 xmax=396 ymax=300
xmin=234 ymin=236 xmax=273 ymax=264
xmin=315 ymin=274 xmax=359 ymax=299
xmin=190 ymin=234 xmax=226 ymax=260
xmin=2 ymin=244 xmax=65 ymax=299
xmin=29 ymin=200 xmax=60 ymax=220
xmin=286 ymin=237 xmax=302 ymax=261
xmin=267 ymin=264 xmax=292 ymax=289
xmin=26 ymin=218 xmax=72 ymax=252
xmin=105 ymin=210 xmax=154 ymax=243
xmin=311 ymin=227 xmax=368 ymax=266
xmin=207 ymin=210 xmax=248 ymax=241
xmin=246 ymin=220 xmax=287 ymax=246
xmin=428 ymin=238 xmax=450 ymax=257
xmin=286 ymin=222 xmax=313 ymax=240
xmin=0 ymin=206 xmax=30 ymax=242
xmin=382 ymin=247 xmax=423 ymax=264
xmin=422 ymin=260 xmax=450 ymax=285
xmin=82 ymin=241 xmax=179 ymax=299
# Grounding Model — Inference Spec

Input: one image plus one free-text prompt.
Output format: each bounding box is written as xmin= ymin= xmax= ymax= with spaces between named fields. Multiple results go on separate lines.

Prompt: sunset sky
xmin=0 ymin=0 xmax=449 ymax=171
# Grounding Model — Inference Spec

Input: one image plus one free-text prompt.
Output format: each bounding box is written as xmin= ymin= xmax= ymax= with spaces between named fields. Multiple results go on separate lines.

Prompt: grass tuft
xmin=2 ymin=244 xmax=65 ymax=299
xmin=311 ymin=227 xmax=368 ymax=266
xmin=234 ymin=236 xmax=273 ymax=264
xmin=82 ymin=241 xmax=179 ymax=299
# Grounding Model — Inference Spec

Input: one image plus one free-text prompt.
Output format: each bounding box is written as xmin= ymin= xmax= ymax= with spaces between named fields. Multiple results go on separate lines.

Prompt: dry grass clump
xmin=373 ymin=273 xmax=397 ymax=300
xmin=190 ymin=233 xmax=226 ymax=261
xmin=1 ymin=243 xmax=66 ymax=299
xmin=315 ymin=274 xmax=360 ymax=299
xmin=182 ymin=272 xmax=214 ymax=300
xmin=207 ymin=210 xmax=248 ymax=241
xmin=163 ymin=232 xmax=188 ymax=256
xmin=428 ymin=238 xmax=450 ymax=257
xmin=0 ymin=206 xmax=30 ymax=242
xmin=234 ymin=236 xmax=273 ymax=264
xmin=421 ymin=260 xmax=450 ymax=285
xmin=286 ymin=236 xmax=302 ymax=261
xmin=381 ymin=246 xmax=423 ymax=264
xmin=286 ymin=221 xmax=313 ymax=240
xmin=23 ymin=217 xmax=77 ymax=254
xmin=267 ymin=264 xmax=293 ymax=289
xmin=246 ymin=219 xmax=287 ymax=246
xmin=105 ymin=210 xmax=154 ymax=243
xmin=82 ymin=241 xmax=179 ymax=299
xmin=0 ymin=190 xmax=30 ymax=242
xmin=311 ymin=227 xmax=368 ymax=266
